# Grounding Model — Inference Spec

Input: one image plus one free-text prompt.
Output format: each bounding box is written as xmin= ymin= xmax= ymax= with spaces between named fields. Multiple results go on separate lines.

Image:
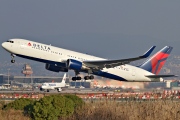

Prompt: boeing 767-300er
xmin=1 ymin=39 xmax=177 ymax=82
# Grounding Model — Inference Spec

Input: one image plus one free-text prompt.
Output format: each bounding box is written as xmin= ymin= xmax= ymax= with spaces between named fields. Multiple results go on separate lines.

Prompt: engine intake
xmin=67 ymin=59 xmax=82 ymax=70
xmin=45 ymin=64 xmax=68 ymax=72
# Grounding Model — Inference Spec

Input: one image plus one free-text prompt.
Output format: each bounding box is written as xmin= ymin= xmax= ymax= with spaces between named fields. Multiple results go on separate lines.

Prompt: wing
xmin=145 ymin=75 xmax=178 ymax=78
xmin=83 ymin=46 xmax=156 ymax=69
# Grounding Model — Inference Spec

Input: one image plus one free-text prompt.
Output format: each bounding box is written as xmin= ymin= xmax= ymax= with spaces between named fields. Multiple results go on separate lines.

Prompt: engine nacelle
xmin=57 ymin=88 xmax=62 ymax=92
xmin=67 ymin=59 xmax=83 ymax=70
xmin=45 ymin=64 xmax=68 ymax=72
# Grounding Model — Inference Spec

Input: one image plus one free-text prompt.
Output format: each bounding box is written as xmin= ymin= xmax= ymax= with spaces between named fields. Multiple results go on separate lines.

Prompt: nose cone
xmin=2 ymin=42 xmax=10 ymax=52
xmin=1 ymin=42 xmax=6 ymax=49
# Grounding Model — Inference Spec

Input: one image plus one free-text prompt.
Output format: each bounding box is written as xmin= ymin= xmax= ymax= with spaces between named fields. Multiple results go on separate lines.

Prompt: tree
xmin=3 ymin=98 xmax=34 ymax=110
xmin=64 ymin=94 xmax=84 ymax=108
xmin=32 ymin=95 xmax=74 ymax=120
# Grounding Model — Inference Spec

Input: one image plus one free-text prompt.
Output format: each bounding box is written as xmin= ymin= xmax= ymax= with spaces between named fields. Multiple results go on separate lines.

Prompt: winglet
xmin=140 ymin=46 xmax=156 ymax=58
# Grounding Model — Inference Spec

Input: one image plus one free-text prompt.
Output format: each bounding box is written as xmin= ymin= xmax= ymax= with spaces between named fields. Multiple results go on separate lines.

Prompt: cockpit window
xmin=6 ymin=40 xmax=14 ymax=43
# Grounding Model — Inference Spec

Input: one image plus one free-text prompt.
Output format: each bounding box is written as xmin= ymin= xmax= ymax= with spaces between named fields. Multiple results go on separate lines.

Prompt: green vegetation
xmin=1 ymin=94 xmax=83 ymax=120
xmin=32 ymin=95 xmax=74 ymax=120
xmin=3 ymin=98 xmax=34 ymax=110
xmin=64 ymin=94 xmax=84 ymax=108
xmin=1 ymin=94 xmax=180 ymax=120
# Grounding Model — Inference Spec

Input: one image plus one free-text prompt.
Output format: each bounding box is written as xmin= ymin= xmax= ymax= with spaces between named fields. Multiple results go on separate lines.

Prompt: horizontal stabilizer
xmin=145 ymin=75 xmax=178 ymax=78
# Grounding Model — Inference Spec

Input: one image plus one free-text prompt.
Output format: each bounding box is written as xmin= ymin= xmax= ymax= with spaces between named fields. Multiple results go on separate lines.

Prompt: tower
xmin=21 ymin=64 xmax=33 ymax=77
xmin=21 ymin=64 xmax=33 ymax=83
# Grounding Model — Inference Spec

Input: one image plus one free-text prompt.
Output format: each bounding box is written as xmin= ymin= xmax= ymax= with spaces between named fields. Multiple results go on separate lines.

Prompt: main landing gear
xmin=72 ymin=76 xmax=81 ymax=81
xmin=72 ymin=75 xmax=94 ymax=81
xmin=84 ymin=75 xmax=94 ymax=80
xmin=11 ymin=54 xmax=15 ymax=63
xmin=72 ymin=71 xmax=81 ymax=81
xmin=72 ymin=71 xmax=94 ymax=81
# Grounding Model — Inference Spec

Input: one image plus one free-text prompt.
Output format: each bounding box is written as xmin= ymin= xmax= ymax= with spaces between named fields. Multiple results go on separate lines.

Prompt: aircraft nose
xmin=1 ymin=42 xmax=6 ymax=49
xmin=2 ymin=42 xmax=7 ymax=50
xmin=2 ymin=42 xmax=11 ymax=52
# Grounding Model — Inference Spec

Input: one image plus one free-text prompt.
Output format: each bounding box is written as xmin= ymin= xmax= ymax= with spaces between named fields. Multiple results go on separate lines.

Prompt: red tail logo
xmin=151 ymin=52 xmax=169 ymax=74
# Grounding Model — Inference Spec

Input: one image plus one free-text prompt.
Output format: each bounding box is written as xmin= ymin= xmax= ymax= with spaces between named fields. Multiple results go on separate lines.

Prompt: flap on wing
xmin=84 ymin=46 xmax=156 ymax=69
xmin=145 ymin=75 xmax=178 ymax=78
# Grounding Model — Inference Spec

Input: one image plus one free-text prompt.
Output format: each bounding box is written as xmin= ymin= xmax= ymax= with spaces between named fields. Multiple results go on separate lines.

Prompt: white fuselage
xmin=41 ymin=82 xmax=65 ymax=90
xmin=2 ymin=39 xmax=161 ymax=82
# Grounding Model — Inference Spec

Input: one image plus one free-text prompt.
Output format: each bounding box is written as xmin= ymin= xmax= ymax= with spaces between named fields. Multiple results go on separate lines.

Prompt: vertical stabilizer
xmin=61 ymin=73 xmax=66 ymax=83
xmin=139 ymin=46 xmax=173 ymax=74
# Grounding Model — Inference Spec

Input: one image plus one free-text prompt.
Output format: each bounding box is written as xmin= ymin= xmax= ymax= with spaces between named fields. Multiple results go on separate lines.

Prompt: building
xmin=0 ymin=74 xmax=64 ymax=84
xmin=0 ymin=74 xmax=14 ymax=84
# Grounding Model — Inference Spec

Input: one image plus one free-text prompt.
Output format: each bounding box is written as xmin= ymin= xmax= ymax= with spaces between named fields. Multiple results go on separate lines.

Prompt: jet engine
xmin=45 ymin=64 xmax=68 ymax=72
xmin=67 ymin=59 xmax=89 ymax=71
xmin=57 ymin=88 xmax=62 ymax=92
xmin=67 ymin=59 xmax=82 ymax=70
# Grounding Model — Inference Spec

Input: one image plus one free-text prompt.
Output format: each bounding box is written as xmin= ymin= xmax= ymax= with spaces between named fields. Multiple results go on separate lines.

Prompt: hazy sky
xmin=0 ymin=1 xmax=180 ymax=62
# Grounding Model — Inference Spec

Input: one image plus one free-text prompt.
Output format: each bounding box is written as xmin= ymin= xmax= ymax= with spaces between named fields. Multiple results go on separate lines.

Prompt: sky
xmin=0 ymin=0 xmax=180 ymax=63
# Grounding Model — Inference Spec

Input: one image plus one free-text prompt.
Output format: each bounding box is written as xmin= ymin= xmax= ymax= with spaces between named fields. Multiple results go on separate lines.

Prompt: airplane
xmin=1 ymin=38 xmax=177 ymax=82
xmin=40 ymin=73 xmax=66 ymax=92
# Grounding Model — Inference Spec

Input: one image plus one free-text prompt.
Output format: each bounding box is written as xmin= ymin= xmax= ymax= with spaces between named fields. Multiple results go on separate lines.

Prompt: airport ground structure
xmin=0 ymin=74 xmax=92 ymax=89
xmin=0 ymin=74 xmax=64 ymax=84
xmin=1 ymin=89 xmax=180 ymax=102
xmin=0 ymin=74 xmax=180 ymax=90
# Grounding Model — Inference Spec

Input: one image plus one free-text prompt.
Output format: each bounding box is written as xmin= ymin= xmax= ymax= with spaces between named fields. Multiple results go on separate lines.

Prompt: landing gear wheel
xmin=11 ymin=60 xmax=15 ymax=63
xmin=89 ymin=75 xmax=94 ymax=80
xmin=72 ymin=71 xmax=81 ymax=81
xmin=84 ymin=75 xmax=94 ymax=80
xmin=72 ymin=77 xmax=76 ymax=81
xmin=72 ymin=76 xmax=81 ymax=81
xmin=77 ymin=76 xmax=81 ymax=80
xmin=84 ymin=76 xmax=90 ymax=80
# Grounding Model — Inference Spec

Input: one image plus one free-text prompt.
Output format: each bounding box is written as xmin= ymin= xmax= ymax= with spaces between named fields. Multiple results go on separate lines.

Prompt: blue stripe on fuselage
xmin=93 ymin=71 xmax=127 ymax=81
xmin=16 ymin=54 xmax=127 ymax=81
